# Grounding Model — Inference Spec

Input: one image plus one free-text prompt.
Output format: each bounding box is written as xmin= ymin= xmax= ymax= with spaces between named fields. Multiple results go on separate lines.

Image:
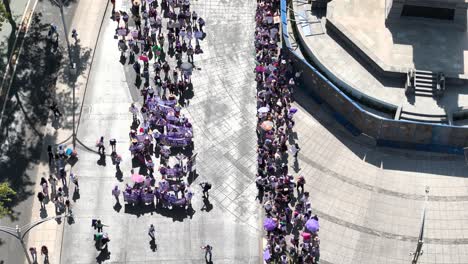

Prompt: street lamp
xmin=410 ymin=186 xmax=430 ymax=264
xmin=0 ymin=214 xmax=70 ymax=264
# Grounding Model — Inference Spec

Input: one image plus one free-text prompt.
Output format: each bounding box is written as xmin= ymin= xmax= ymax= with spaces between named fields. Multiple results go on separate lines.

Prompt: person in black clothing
xmin=201 ymin=244 xmax=213 ymax=262
xmin=109 ymin=138 xmax=117 ymax=153
xmin=133 ymin=61 xmax=141 ymax=84
xmin=37 ymin=192 xmax=45 ymax=209
xmin=199 ymin=182 xmax=212 ymax=198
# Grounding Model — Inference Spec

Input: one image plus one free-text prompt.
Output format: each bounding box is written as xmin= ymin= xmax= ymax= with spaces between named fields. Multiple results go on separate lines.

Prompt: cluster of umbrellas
xmin=262 ymin=217 xmax=319 ymax=261
xmin=263 ymin=217 xmax=319 ymax=233
xmin=258 ymin=107 xmax=297 ymax=131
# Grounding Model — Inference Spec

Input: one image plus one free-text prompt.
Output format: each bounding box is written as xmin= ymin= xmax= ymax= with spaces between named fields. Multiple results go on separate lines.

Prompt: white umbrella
xmin=258 ymin=107 xmax=270 ymax=113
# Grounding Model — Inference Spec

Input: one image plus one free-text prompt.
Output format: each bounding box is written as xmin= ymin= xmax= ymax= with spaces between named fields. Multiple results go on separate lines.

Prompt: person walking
xmin=59 ymin=168 xmax=67 ymax=186
xmin=112 ymin=185 xmax=121 ymax=203
xmin=48 ymin=175 xmax=57 ymax=198
xmin=41 ymin=245 xmax=49 ymax=262
xmin=96 ymin=220 xmax=104 ymax=232
xmin=197 ymin=17 xmax=205 ymax=32
xmin=109 ymin=138 xmax=117 ymax=153
xmin=65 ymin=199 xmax=72 ymax=216
xmin=133 ymin=61 xmax=141 ymax=84
xmin=296 ymin=175 xmax=305 ymax=194
xmin=37 ymin=192 xmax=45 ymax=209
xmin=40 ymin=177 xmax=49 ymax=197
xmin=201 ymin=244 xmax=213 ymax=262
xmin=148 ymin=224 xmax=155 ymax=240
xmin=29 ymin=247 xmax=37 ymax=263
xmin=199 ymin=182 xmax=211 ymax=198
xmin=114 ymin=153 xmax=122 ymax=171
xmin=187 ymin=44 xmax=194 ymax=63
xmin=290 ymin=143 xmax=300 ymax=159
xmin=70 ymin=173 xmax=79 ymax=192
xmin=71 ymin=29 xmax=78 ymax=44
xmin=97 ymin=136 xmax=105 ymax=154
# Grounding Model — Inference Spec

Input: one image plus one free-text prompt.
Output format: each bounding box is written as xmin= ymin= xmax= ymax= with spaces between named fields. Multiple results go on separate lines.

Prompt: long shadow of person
xmin=115 ymin=168 xmax=123 ymax=182
xmin=97 ymin=153 xmax=106 ymax=166
xmin=149 ymin=239 xmax=157 ymax=252
xmin=72 ymin=188 xmax=80 ymax=202
xmin=67 ymin=215 xmax=75 ymax=225
xmin=293 ymin=158 xmax=300 ymax=173
xmin=201 ymin=196 xmax=213 ymax=212
xmin=40 ymin=207 xmax=48 ymax=219
xmin=113 ymin=202 xmax=122 ymax=212
xmin=96 ymin=246 xmax=111 ymax=263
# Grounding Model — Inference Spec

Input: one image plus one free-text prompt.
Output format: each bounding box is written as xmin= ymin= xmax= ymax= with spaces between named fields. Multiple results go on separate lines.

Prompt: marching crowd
xmin=108 ymin=0 xmax=204 ymax=210
xmin=35 ymin=0 xmax=322 ymax=262
xmin=254 ymin=0 xmax=321 ymax=263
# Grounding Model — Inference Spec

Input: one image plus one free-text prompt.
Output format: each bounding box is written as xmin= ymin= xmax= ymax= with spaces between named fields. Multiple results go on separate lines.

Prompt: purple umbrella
xmin=305 ymin=219 xmax=319 ymax=233
xmin=289 ymin=107 xmax=298 ymax=114
xmin=263 ymin=218 xmax=277 ymax=231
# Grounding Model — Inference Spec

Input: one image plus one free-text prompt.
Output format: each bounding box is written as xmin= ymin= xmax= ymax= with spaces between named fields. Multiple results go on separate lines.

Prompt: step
xmin=415 ymin=78 xmax=436 ymax=84
xmin=400 ymin=112 xmax=448 ymax=124
xmin=415 ymin=72 xmax=437 ymax=78
xmin=415 ymin=82 xmax=436 ymax=88
xmin=414 ymin=87 xmax=434 ymax=93
xmin=414 ymin=91 xmax=434 ymax=97
xmin=401 ymin=111 xmax=446 ymax=118
xmin=400 ymin=116 xmax=448 ymax=124
xmin=415 ymin=69 xmax=436 ymax=75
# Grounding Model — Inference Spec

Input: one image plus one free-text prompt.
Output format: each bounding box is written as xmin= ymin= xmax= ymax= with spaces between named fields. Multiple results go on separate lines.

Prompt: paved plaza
xmin=1 ymin=0 xmax=468 ymax=263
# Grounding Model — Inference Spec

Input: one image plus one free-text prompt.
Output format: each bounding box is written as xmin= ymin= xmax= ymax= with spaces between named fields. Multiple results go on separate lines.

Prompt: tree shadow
xmin=0 ymin=12 xmax=77 ymax=220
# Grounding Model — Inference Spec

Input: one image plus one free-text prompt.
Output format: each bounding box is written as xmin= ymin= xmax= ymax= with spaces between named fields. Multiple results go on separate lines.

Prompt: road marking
xmin=0 ymin=0 xmax=39 ymax=129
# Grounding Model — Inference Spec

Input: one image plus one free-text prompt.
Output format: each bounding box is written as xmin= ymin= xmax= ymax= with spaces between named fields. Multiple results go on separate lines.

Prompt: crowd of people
xmin=254 ymin=0 xmax=321 ymax=263
xmin=107 ymin=0 xmax=204 ymax=211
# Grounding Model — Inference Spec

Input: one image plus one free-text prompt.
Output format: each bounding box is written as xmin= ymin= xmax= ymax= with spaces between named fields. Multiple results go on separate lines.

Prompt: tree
xmin=0 ymin=1 xmax=10 ymax=29
xmin=0 ymin=182 xmax=16 ymax=217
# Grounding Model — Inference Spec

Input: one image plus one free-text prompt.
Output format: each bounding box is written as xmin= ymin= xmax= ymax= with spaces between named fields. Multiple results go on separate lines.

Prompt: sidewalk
xmin=23 ymin=1 xmax=109 ymax=263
